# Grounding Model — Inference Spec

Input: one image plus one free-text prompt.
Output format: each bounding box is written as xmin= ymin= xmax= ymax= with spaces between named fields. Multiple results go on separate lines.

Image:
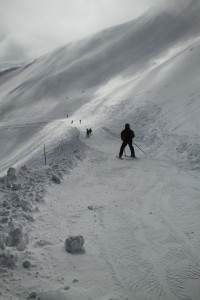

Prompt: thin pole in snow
xmin=44 ymin=144 xmax=47 ymax=165
xmin=133 ymin=142 xmax=147 ymax=155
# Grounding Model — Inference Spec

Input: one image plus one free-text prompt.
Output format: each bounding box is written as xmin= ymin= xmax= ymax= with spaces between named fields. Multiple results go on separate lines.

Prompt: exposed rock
xmin=36 ymin=291 xmax=68 ymax=300
xmin=88 ymin=205 xmax=94 ymax=210
xmin=34 ymin=239 xmax=52 ymax=247
xmin=35 ymin=195 xmax=42 ymax=202
xmin=7 ymin=167 xmax=17 ymax=179
xmin=5 ymin=227 xmax=28 ymax=249
xmin=0 ymin=176 xmax=6 ymax=183
xmin=65 ymin=235 xmax=85 ymax=253
xmin=5 ymin=228 xmax=23 ymax=247
xmin=11 ymin=196 xmax=32 ymax=212
xmin=0 ymin=217 xmax=8 ymax=224
xmin=20 ymin=165 xmax=28 ymax=172
xmin=0 ymin=233 xmax=6 ymax=250
xmin=17 ymin=240 xmax=27 ymax=251
xmin=3 ymin=200 xmax=10 ymax=208
xmin=52 ymin=174 xmax=61 ymax=184
xmin=23 ymin=213 xmax=34 ymax=222
xmin=23 ymin=260 xmax=31 ymax=269
xmin=12 ymin=183 xmax=21 ymax=191
xmin=28 ymin=291 xmax=37 ymax=298
xmin=0 ymin=251 xmax=18 ymax=268
xmin=0 ymin=210 xmax=9 ymax=217
xmin=6 ymin=182 xmax=12 ymax=189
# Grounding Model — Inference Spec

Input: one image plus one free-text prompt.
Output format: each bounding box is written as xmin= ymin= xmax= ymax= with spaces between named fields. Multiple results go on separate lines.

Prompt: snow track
xmin=7 ymin=128 xmax=198 ymax=300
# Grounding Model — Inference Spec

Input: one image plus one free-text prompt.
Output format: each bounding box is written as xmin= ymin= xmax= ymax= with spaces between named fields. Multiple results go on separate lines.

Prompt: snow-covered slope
xmin=1 ymin=1 xmax=200 ymax=300
xmin=0 ymin=6 xmax=200 ymax=124
xmin=1 ymin=0 xmax=200 ymax=173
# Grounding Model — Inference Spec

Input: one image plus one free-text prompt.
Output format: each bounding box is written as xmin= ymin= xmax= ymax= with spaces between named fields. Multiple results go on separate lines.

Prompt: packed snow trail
xmin=5 ymin=127 xmax=200 ymax=300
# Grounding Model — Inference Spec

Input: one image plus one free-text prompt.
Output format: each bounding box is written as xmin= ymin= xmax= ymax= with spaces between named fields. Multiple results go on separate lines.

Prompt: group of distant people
xmin=70 ymin=120 xmax=81 ymax=124
xmin=85 ymin=123 xmax=136 ymax=159
xmin=86 ymin=128 xmax=92 ymax=137
xmin=66 ymin=114 xmax=93 ymax=138
xmin=66 ymin=114 xmax=136 ymax=158
xmin=66 ymin=115 xmax=81 ymax=124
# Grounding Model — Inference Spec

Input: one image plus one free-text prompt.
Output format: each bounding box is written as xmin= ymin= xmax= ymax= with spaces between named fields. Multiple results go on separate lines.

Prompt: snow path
xmin=23 ymin=128 xmax=200 ymax=300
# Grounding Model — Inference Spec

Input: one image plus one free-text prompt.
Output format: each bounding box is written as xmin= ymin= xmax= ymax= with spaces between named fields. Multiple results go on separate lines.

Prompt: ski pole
xmin=133 ymin=142 xmax=147 ymax=155
xmin=124 ymin=148 xmax=127 ymax=156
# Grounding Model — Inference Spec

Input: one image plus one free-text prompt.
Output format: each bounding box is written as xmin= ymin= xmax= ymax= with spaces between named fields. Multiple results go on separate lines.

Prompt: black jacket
xmin=121 ymin=128 xmax=135 ymax=142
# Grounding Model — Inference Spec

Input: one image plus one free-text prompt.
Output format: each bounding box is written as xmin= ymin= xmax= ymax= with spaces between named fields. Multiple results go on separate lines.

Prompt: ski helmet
xmin=125 ymin=123 xmax=130 ymax=129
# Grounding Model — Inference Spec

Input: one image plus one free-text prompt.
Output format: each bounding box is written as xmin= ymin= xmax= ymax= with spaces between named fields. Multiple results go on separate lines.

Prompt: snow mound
xmin=36 ymin=290 xmax=70 ymax=300
xmin=0 ymin=129 xmax=86 ymax=275
xmin=0 ymin=250 xmax=18 ymax=268
xmin=5 ymin=226 xmax=28 ymax=251
xmin=7 ymin=167 xmax=17 ymax=179
xmin=65 ymin=235 xmax=85 ymax=253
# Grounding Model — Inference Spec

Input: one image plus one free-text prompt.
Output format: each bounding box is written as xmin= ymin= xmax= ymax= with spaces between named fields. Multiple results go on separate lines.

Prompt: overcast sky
xmin=0 ymin=0 xmax=188 ymax=63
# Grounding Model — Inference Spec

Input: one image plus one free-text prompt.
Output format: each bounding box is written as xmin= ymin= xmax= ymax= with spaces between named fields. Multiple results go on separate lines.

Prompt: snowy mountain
xmin=0 ymin=62 xmax=28 ymax=72
xmin=1 ymin=1 xmax=200 ymax=173
xmin=0 ymin=1 xmax=200 ymax=300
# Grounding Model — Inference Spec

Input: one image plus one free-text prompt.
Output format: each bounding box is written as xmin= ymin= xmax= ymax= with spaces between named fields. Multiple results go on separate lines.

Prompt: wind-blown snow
xmin=0 ymin=1 xmax=200 ymax=299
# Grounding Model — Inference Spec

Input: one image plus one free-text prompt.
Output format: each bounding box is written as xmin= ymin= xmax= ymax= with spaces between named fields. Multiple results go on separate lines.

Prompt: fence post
xmin=44 ymin=144 xmax=47 ymax=165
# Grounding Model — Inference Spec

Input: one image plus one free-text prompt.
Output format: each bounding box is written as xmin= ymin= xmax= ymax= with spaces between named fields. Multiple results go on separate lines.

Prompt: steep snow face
xmin=0 ymin=1 xmax=200 ymax=171
xmin=0 ymin=1 xmax=200 ymax=122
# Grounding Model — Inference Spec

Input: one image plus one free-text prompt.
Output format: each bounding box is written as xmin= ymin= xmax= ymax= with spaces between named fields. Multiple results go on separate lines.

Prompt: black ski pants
xmin=119 ymin=140 xmax=135 ymax=157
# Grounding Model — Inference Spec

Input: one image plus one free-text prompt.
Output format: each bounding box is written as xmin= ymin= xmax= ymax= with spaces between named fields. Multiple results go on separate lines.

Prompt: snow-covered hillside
xmin=1 ymin=1 xmax=200 ymax=173
xmin=0 ymin=1 xmax=200 ymax=299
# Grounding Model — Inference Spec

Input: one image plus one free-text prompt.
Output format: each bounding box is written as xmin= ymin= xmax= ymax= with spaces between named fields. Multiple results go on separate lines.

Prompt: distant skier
xmin=89 ymin=128 xmax=92 ymax=135
xmin=71 ymin=120 xmax=73 ymax=124
xmin=80 ymin=120 xmax=81 ymax=124
xmin=119 ymin=123 xmax=136 ymax=159
xmin=86 ymin=128 xmax=90 ymax=137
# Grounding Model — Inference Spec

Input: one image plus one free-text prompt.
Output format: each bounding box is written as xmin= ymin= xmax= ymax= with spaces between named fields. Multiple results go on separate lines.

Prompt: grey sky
xmin=0 ymin=0 xmax=189 ymax=63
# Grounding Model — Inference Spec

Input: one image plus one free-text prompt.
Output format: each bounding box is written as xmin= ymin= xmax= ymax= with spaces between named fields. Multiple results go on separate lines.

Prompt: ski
xmin=116 ymin=156 xmax=138 ymax=160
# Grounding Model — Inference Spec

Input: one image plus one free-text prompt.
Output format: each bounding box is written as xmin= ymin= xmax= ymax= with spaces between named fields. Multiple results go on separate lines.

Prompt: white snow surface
xmin=0 ymin=2 xmax=200 ymax=299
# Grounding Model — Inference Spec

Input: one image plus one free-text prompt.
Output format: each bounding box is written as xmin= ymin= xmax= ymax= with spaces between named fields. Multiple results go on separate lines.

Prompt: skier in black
xmin=86 ymin=128 xmax=90 ymax=137
xmin=89 ymin=128 xmax=92 ymax=136
xmin=119 ymin=123 xmax=136 ymax=159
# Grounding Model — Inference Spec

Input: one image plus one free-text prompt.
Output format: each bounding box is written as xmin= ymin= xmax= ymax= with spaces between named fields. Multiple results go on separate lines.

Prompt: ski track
xmin=3 ymin=128 xmax=200 ymax=300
